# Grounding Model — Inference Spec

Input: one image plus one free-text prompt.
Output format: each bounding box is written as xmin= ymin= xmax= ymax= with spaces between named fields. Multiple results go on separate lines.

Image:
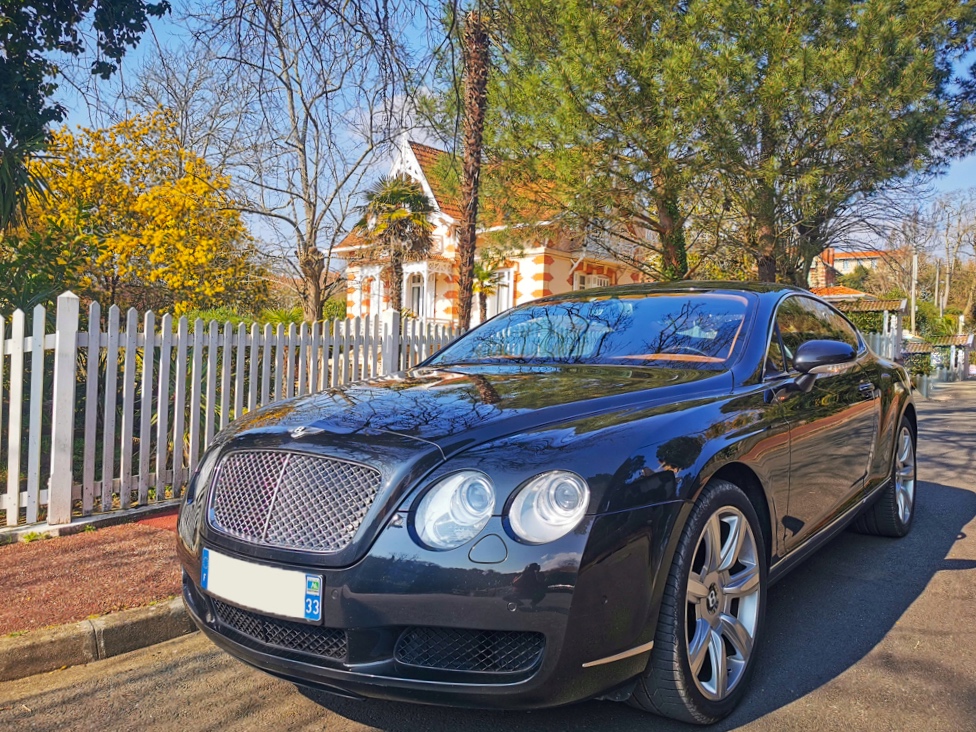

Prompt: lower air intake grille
xmin=212 ymin=599 xmax=347 ymax=661
xmin=395 ymin=627 xmax=545 ymax=673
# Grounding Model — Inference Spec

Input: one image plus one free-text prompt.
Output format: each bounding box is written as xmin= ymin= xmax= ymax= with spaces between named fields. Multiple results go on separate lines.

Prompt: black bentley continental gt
xmin=177 ymin=283 xmax=917 ymax=724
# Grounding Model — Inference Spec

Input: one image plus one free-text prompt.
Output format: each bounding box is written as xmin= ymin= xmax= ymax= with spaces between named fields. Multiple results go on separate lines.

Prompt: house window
xmin=487 ymin=268 xmax=515 ymax=319
xmin=573 ymin=272 xmax=611 ymax=290
xmin=409 ymin=273 xmax=425 ymax=317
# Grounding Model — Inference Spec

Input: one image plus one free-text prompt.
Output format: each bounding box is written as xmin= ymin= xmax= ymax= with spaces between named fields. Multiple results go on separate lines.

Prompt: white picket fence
xmin=0 ymin=292 xmax=457 ymax=528
xmin=864 ymin=331 xmax=900 ymax=361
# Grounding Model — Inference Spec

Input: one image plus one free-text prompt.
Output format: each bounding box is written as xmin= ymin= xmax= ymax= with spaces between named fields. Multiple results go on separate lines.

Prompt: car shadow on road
xmin=300 ymin=479 xmax=976 ymax=731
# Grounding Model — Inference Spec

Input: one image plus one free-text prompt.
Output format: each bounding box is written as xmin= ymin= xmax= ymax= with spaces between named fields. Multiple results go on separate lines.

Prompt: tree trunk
xmin=755 ymin=195 xmax=777 ymax=282
xmin=795 ymin=218 xmax=827 ymax=288
xmin=297 ymin=244 xmax=325 ymax=322
xmin=756 ymin=252 xmax=777 ymax=283
xmin=479 ymin=291 xmax=488 ymax=323
xmin=655 ymin=191 xmax=688 ymax=280
xmin=456 ymin=11 xmax=490 ymax=331
xmin=754 ymin=111 xmax=778 ymax=283
xmin=388 ymin=249 xmax=404 ymax=313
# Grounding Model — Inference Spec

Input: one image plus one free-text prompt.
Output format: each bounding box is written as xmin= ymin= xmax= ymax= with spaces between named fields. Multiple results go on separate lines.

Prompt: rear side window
xmin=774 ymin=296 xmax=860 ymax=368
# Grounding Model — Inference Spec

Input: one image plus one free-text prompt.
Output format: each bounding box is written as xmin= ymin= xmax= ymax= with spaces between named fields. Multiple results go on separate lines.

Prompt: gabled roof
xmin=832 ymin=250 xmax=885 ymax=260
xmin=902 ymin=342 xmax=934 ymax=354
xmin=407 ymin=141 xmax=463 ymax=220
xmin=834 ymin=298 xmax=906 ymax=313
xmin=927 ymin=334 xmax=974 ymax=347
xmin=334 ymin=229 xmax=366 ymax=253
xmin=810 ymin=285 xmax=872 ymax=299
xmin=408 ymin=140 xmax=560 ymax=227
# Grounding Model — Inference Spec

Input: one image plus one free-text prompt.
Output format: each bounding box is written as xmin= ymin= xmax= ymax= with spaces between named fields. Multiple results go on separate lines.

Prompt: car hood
xmin=225 ymin=363 xmax=730 ymax=457
xmin=200 ymin=364 xmax=732 ymax=568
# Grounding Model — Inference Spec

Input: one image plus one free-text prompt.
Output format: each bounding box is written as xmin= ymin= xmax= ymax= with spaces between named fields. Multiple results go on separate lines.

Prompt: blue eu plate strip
xmin=304 ymin=575 xmax=323 ymax=622
xmin=201 ymin=548 xmax=211 ymax=590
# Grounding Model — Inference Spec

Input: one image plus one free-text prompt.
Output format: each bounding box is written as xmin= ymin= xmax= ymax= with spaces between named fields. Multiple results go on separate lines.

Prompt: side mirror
xmin=792 ymin=340 xmax=857 ymax=392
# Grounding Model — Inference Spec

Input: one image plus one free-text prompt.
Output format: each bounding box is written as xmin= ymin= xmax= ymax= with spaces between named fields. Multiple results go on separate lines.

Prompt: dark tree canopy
xmin=0 ymin=0 xmax=170 ymax=146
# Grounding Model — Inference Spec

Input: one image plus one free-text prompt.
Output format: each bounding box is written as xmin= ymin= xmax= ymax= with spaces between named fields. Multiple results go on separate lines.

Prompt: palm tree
xmin=354 ymin=175 xmax=435 ymax=312
xmin=0 ymin=135 xmax=48 ymax=233
xmin=472 ymin=261 xmax=498 ymax=323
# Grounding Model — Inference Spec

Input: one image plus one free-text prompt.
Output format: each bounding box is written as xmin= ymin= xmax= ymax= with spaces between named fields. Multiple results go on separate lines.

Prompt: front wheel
xmin=629 ymin=479 xmax=767 ymax=724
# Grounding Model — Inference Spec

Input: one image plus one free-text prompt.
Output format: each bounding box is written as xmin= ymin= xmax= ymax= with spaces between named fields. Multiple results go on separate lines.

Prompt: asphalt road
xmin=3 ymin=383 xmax=975 ymax=732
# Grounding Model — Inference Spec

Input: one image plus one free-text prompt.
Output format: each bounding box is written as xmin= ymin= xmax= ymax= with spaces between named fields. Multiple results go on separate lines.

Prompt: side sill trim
xmin=768 ymin=479 xmax=892 ymax=585
xmin=581 ymin=640 xmax=655 ymax=668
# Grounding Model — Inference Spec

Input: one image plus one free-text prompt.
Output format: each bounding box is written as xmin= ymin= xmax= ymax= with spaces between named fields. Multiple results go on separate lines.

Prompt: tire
xmin=629 ymin=479 xmax=767 ymax=724
xmin=854 ymin=417 xmax=916 ymax=538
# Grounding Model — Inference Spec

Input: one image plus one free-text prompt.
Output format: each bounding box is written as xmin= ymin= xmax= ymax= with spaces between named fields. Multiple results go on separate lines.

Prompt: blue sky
xmin=57 ymin=10 xmax=976 ymax=200
xmin=934 ymin=156 xmax=976 ymax=194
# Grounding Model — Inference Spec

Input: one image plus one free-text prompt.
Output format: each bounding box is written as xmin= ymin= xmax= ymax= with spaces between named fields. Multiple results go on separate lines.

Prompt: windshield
xmin=429 ymin=293 xmax=752 ymax=368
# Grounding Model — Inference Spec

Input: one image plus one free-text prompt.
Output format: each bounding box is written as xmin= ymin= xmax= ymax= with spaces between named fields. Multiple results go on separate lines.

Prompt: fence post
xmin=382 ymin=310 xmax=401 ymax=376
xmin=48 ymin=292 xmax=80 ymax=525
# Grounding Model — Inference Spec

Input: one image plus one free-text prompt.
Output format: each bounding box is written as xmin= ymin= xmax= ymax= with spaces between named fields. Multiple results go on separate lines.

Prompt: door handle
xmin=858 ymin=381 xmax=877 ymax=399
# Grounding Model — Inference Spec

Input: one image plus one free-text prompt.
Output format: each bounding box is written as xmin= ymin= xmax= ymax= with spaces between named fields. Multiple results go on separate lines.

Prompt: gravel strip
xmin=0 ymin=523 xmax=181 ymax=636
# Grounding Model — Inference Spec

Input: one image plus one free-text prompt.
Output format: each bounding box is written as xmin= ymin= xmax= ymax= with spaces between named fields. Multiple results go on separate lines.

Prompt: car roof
xmin=539 ymin=281 xmax=804 ymax=302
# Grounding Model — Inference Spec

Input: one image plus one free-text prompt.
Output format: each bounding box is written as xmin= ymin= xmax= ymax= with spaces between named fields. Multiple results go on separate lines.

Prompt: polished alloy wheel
xmin=894 ymin=426 xmax=916 ymax=524
xmin=685 ymin=507 xmax=761 ymax=701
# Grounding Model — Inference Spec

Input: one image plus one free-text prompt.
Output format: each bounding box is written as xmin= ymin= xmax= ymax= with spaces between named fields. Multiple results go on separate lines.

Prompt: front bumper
xmin=179 ymin=506 xmax=675 ymax=709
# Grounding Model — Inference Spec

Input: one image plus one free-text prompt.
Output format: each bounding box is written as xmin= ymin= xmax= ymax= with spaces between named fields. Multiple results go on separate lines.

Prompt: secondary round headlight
xmin=508 ymin=471 xmax=590 ymax=544
xmin=414 ymin=471 xmax=495 ymax=550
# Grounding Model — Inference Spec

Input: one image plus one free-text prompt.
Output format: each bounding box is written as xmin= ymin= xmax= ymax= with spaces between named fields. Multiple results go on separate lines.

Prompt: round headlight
xmin=414 ymin=471 xmax=495 ymax=550
xmin=508 ymin=471 xmax=589 ymax=544
xmin=178 ymin=447 xmax=221 ymax=550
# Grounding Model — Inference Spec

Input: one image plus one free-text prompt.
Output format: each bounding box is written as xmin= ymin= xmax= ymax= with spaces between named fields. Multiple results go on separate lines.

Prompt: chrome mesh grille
xmin=212 ymin=599 xmax=347 ymax=660
xmin=209 ymin=450 xmax=382 ymax=552
xmin=395 ymin=627 xmax=545 ymax=673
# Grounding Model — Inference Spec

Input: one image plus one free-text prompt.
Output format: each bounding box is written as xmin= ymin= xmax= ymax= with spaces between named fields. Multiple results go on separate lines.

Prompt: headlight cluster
xmin=414 ymin=471 xmax=495 ymax=550
xmin=177 ymin=448 xmax=221 ymax=550
xmin=412 ymin=469 xmax=589 ymax=550
xmin=508 ymin=471 xmax=589 ymax=544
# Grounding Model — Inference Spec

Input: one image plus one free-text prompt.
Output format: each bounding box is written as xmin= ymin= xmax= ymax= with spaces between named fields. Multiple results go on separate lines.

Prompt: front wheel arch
xmin=639 ymin=462 xmax=774 ymax=662
xmin=902 ymin=402 xmax=917 ymax=447
xmin=628 ymin=478 xmax=768 ymax=723
xmin=707 ymin=463 xmax=773 ymax=568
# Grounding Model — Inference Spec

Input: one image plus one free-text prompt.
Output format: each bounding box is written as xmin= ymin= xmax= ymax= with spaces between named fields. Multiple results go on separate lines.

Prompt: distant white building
xmin=809 ymin=248 xmax=889 ymax=288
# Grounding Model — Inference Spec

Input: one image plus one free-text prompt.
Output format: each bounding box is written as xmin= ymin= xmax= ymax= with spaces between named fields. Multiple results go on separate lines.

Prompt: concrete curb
xmin=0 ymin=501 xmax=182 ymax=546
xmin=0 ymin=597 xmax=197 ymax=682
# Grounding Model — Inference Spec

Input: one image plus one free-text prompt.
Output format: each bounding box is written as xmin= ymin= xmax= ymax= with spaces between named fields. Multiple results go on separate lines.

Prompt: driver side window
xmin=766 ymin=296 xmax=859 ymax=375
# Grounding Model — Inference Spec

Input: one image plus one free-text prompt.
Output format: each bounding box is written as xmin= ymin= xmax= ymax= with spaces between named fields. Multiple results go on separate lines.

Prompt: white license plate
xmin=201 ymin=548 xmax=322 ymax=622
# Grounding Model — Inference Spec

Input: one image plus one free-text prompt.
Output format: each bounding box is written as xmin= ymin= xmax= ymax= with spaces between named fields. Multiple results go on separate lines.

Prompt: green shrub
xmin=259 ymin=299 xmax=346 ymax=325
xmin=323 ymin=298 xmax=346 ymax=321
xmin=257 ymin=307 xmax=304 ymax=326
xmin=904 ymin=353 xmax=933 ymax=376
xmin=845 ymin=311 xmax=884 ymax=334
xmin=181 ymin=307 xmax=253 ymax=327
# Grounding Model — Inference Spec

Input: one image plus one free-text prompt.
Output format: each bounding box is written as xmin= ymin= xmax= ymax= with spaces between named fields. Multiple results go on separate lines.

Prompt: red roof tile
xmin=927 ymin=334 xmax=974 ymax=347
xmin=810 ymin=286 xmax=871 ymax=298
xmin=834 ymin=299 xmax=906 ymax=313
xmin=832 ymin=250 xmax=885 ymax=260
xmin=408 ymin=141 xmax=463 ymax=220
xmin=408 ymin=141 xmax=560 ymax=227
